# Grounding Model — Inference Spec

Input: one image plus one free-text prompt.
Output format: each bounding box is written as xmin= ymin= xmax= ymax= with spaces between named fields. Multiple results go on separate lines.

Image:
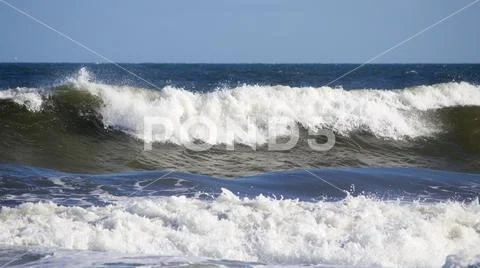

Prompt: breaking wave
xmin=2 ymin=68 xmax=480 ymax=144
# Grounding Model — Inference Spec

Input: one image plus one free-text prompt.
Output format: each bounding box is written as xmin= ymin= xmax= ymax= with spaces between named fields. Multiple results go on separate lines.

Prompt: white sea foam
xmin=69 ymin=68 xmax=480 ymax=143
xmin=0 ymin=189 xmax=479 ymax=267
xmin=0 ymin=87 xmax=44 ymax=112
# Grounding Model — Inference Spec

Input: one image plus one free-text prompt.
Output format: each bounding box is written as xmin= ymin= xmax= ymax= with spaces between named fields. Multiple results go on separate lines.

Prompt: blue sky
xmin=0 ymin=0 xmax=479 ymax=63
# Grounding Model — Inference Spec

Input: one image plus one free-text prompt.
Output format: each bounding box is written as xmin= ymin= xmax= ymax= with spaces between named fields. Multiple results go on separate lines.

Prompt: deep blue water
xmin=1 ymin=63 xmax=479 ymax=91
xmin=2 ymin=164 xmax=480 ymax=207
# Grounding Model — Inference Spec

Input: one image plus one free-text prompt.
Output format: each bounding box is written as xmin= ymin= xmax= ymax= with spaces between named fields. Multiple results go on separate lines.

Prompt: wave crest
xmin=0 ymin=87 xmax=44 ymax=112
xmin=2 ymin=68 xmax=480 ymax=144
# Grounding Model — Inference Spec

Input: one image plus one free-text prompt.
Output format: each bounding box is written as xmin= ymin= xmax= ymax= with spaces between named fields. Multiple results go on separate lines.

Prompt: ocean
xmin=0 ymin=63 xmax=479 ymax=267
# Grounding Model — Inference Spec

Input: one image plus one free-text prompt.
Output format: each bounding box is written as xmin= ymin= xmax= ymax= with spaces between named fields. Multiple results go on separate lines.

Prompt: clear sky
xmin=1 ymin=0 xmax=479 ymax=63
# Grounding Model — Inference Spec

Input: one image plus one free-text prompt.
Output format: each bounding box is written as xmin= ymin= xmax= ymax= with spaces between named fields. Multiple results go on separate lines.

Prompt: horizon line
xmin=1 ymin=61 xmax=480 ymax=65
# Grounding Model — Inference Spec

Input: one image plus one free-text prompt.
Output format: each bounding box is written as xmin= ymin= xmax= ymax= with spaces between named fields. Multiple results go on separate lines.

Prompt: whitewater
xmin=0 ymin=189 xmax=479 ymax=267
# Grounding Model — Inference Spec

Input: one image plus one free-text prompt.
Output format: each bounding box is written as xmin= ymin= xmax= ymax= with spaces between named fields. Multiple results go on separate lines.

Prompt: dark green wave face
xmin=1 ymin=83 xmax=480 ymax=176
xmin=436 ymin=106 xmax=480 ymax=153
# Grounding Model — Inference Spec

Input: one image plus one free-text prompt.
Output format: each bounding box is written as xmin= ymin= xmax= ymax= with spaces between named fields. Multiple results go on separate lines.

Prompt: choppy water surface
xmin=1 ymin=64 xmax=480 ymax=267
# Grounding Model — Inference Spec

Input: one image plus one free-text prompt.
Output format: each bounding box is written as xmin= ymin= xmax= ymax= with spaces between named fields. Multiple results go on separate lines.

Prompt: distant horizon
xmin=1 ymin=61 xmax=480 ymax=65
